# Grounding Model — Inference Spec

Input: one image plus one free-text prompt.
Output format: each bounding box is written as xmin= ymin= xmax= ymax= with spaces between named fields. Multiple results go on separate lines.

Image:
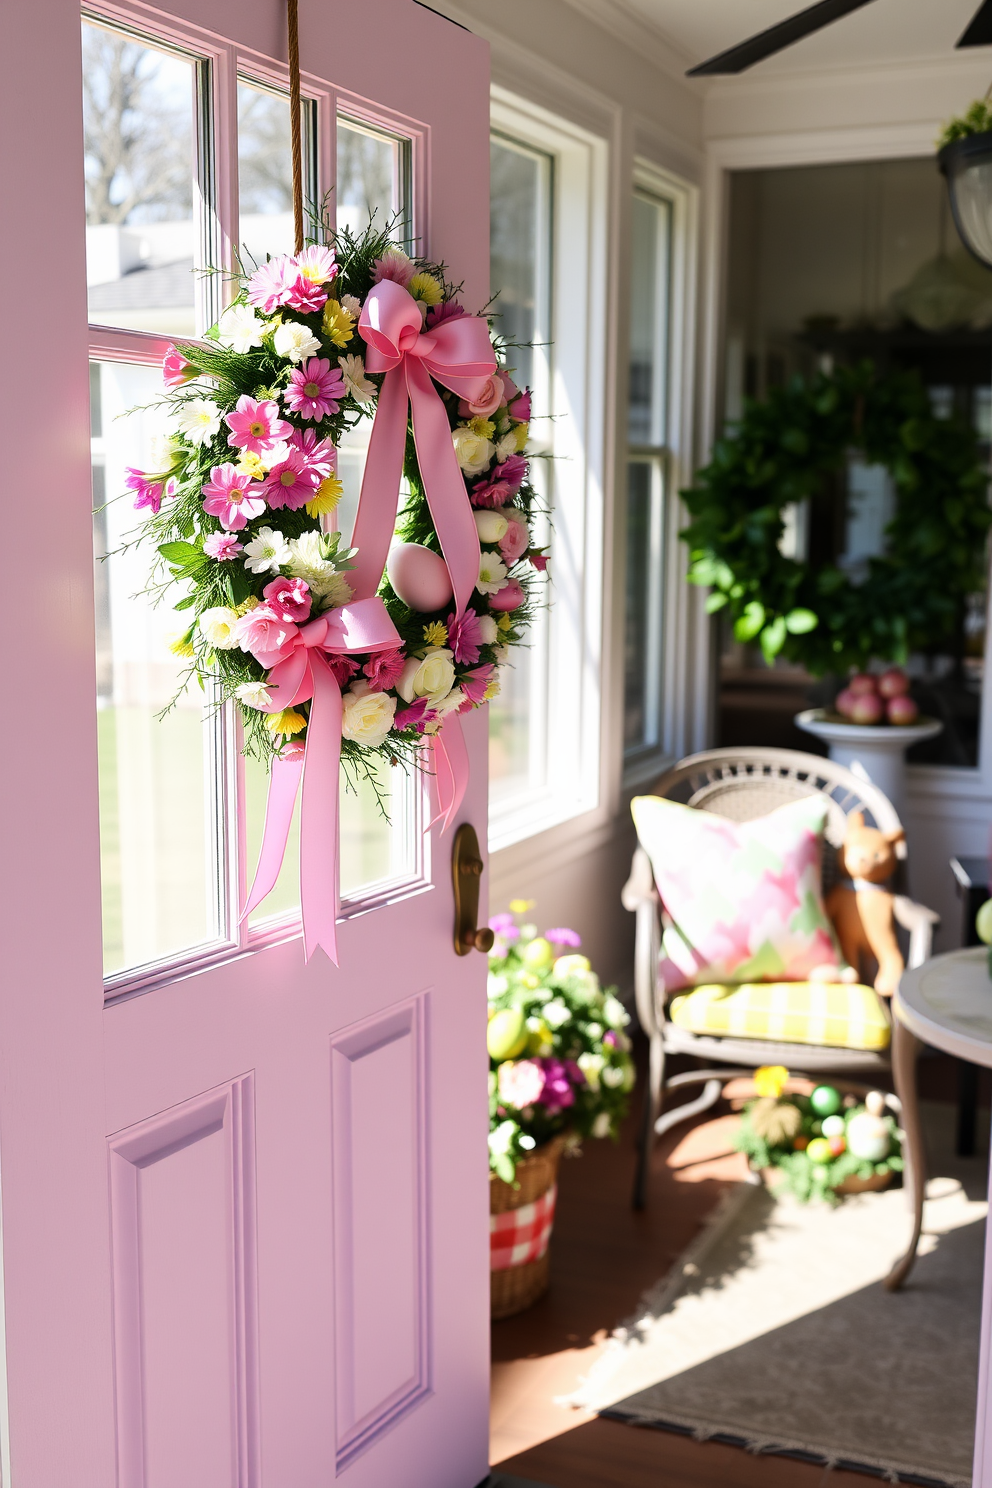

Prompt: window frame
xmin=487 ymin=88 xmax=609 ymax=853
xmin=85 ymin=3 xmax=432 ymax=999
xmin=622 ymin=160 xmax=699 ymax=789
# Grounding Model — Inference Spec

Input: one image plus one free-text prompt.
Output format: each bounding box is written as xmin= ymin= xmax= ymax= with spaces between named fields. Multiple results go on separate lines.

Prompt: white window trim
xmin=622 ymin=159 xmax=699 ymax=790
xmin=488 ymin=87 xmax=609 ymax=853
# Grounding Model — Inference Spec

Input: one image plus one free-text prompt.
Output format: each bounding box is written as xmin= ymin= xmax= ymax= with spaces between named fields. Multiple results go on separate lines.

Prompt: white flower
xmin=234 ymin=681 xmax=271 ymax=709
xmin=422 ymin=687 xmax=466 ymax=734
xmin=474 ymin=509 xmax=508 ymax=543
xmin=493 ymin=644 xmax=511 ymax=664
xmin=341 ymin=679 xmax=396 ymax=748
xmin=519 ymin=1133 xmax=536 ymax=1150
xmin=577 ymin=1053 xmax=604 ymax=1091
xmin=488 ymin=1120 xmax=518 ymax=1158
xmin=478 ymin=614 xmax=499 ymax=644
xmin=273 ymin=321 xmax=322 ymax=362
xmin=243 ymin=526 xmax=292 ymax=574
xmin=198 ymin=606 xmax=241 ymax=649
xmin=397 ymin=647 xmax=456 ymax=707
xmin=488 ymin=973 xmax=509 ymax=997
xmin=341 ymin=293 xmax=362 ymax=320
xmin=543 ymin=999 xmax=570 ymax=1029
xmin=149 ymin=432 xmax=182 ymax=471
xmin=591 ymin=1112 xmax=612 ymax=1139
xmin=216 ymin=302 xmax=265 ymax=353
xmin=585 ymin=1022 xmax=603 ymax=1041
xmin=286 ymin=530 xmax=353 ymax=607
xmin=476 ymin=551 xmax=508 ymax=596
xmin=175 ymin=396 xmax=221 ymax=446
xmin=258 ymin=440 xmax=290 ymax=471
xmin=602 ymin=1065 xmax=625 ymax=1089
xmin=495 ymin=431 xmax=518 ymax=462
xmin=452 ymin=425 xmax=495 ymax=476
xmin=338 ymin=353 xmax=375 ymax=403
xmin=603 ymin=994 xmax=629 ymax=1030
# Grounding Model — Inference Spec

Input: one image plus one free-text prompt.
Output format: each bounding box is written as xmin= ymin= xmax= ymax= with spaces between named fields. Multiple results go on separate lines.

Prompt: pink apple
xmin=848 ymin=673 xmax=878 ymax=697
xmin=835 ymin=688 xmax=857 ymax=719
xmin=878 ymin=668 xmax=910 ymax=699
xmin=887 ymin=694 xmax=919 ymax=726
xmin=849 ymin=692 xmax=883 ymax=725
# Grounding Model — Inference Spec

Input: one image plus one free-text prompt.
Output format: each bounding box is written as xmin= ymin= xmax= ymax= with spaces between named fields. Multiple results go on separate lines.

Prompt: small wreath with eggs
xmin=680 ymin=362 xmax=991 ymax=674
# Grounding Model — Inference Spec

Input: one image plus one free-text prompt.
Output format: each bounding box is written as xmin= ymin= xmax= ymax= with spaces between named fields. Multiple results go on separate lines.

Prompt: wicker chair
xmin=622 ymin=746 xmax=939 ymax=1290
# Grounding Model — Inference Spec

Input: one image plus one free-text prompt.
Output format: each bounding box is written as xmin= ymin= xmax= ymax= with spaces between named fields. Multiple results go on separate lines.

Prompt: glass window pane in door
xmin=629 ymin=193 xmax=671 ymax=446
xmin=489 ymin=136 xmax=552 ymax=408
xmin=82 ymin=21 xmax=197 ymax=336
xmin=93 ymin=361 xmax=220 ymax=976
xmin=238 ymin=80 xmax=296 ymax=266
xmin=624 ymin=461 xmax=653 ymax=751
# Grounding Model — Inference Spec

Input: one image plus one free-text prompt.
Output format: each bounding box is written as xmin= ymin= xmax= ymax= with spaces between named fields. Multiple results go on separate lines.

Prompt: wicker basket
xmin=490 ymin=1135 xmax=566 ymax=1320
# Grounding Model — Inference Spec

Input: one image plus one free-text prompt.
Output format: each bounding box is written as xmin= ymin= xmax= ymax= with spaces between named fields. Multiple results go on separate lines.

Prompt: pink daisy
xmin=225 ymin=395 xmax=292 ymax=455
xmin=445 ymin=609 xmax=483 ymax=665
xmin=529 ymin=551 xmax=549 ymax=572
xmin=125 ymin=467 xmax=165 ymax=514
xmin=327 ymin=656 xmax=360 ymax=687
xmin=296 ymin=244 xmax=337 ymax=285
xmin=394 ymin=697 xmax=433 ymax=732
xmin=363 ymin=647 xmax=407 ymax=692
xmin=262 ymin=575 xmax=312 ymax=622
xmin=472 ymin=455 xmax=529 ymax=508
xmin=372 ymin=248 xmax=415 ymax=288
xmin=283 ymin=358 xmax=345 ymax=421
xmin=204 ymin=532 xmax=243 ymax=561
xmin=288 ymin=427 xmax=336 ymax=480
xmin=284 ymin=275 xmax=328 ymax=314
xmin=261 ymin=447 xmax=319 ymax=510
xmin=460 ymin=664 xmax=494 ymax=705
xmin=426 ymin=300 xmax=466 ymax=329
xmin=246 ymin=255 xmax=300 ymax=313
xmin=201 ymin=464 xmax=267 ymax=532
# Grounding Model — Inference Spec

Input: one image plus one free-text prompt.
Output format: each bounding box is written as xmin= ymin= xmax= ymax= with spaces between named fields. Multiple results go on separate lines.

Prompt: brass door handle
xmin=452 ymin=822 xmax=494 ymax=956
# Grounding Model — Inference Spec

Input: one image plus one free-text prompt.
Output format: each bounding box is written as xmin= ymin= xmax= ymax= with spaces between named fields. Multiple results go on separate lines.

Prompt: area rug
xmin=567 ymin=1105 xmax=987 ymax=1486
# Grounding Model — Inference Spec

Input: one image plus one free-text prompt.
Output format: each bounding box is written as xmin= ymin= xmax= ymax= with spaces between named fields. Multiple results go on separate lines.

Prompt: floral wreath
xmin=681 ymin=362 xmax=991 ymax=673
xmin=126 ymin=218 xmax=545 ymax=961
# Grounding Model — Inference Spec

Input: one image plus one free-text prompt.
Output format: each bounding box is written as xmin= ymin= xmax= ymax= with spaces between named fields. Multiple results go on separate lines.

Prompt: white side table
xmin=795 ymin=709 xmax=942 ymax=818
xmin=894 ymin=948 xmax=992 ymax=1488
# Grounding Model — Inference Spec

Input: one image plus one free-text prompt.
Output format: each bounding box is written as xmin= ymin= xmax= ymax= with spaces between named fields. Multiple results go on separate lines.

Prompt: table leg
xmin=885 ymin=1017 xmax=927 ymax=1292
xmin=958 ymin=1060 xmax=980 ymax=1158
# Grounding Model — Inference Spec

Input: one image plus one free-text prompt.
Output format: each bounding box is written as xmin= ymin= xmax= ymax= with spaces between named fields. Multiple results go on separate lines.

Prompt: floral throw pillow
xmin=631 ymin=794 xmax=847 ymax=992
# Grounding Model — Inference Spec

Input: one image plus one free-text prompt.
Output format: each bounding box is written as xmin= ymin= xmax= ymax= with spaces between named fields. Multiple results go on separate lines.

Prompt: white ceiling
xmin=613 ymin=0 xmax=990 ymax=77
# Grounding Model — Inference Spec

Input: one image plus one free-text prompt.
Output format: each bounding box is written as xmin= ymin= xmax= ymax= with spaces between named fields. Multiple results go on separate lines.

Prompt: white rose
xmin=397 ymin=647 xmax=456 ymax=706
xmin=474 ymin=509 xmax=509 ymax=543
xmin=577 ymin=1053 xmax=604 ymax=1091
xmin=234 ymin=681 xmax=271 ymax=709
xmin=452 ymin=426 xmax=495 ymax=476
xmin=199 ymin=606 xmax=241 ymax=649
xmin=273 ymin=321 xmax=322 ymax=362
xmin=478 ymin=614 xmax=499 ymax=644
xmin=341 ymin=679 xmax=396 ymax=748
xmin=217 ymin=302 xmax=265 ymax=353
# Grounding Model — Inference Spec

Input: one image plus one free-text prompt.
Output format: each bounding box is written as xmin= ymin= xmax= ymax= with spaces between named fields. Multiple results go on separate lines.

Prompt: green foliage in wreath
xmin=680 ymin=363 xmax=992 ymax=674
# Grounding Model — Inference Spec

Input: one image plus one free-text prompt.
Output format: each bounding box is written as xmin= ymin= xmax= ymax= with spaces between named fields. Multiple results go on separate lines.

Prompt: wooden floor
xmin=491 ymin=1046 xmax=987 ymax=1488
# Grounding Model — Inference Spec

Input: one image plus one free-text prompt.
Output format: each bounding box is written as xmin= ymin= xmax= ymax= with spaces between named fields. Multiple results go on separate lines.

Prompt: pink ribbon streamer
xmin=242 ymin=597 xmax=402 ymax=964
xmin=429 ymin=715 xmax=470 ymax=833
xmin=355 ymin=279 xmax=497 ymax=617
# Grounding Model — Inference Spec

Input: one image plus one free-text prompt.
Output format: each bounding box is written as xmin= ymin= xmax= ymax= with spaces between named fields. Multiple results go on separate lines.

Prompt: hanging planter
xmin=938 ymin=130 xmax=992 ymax=269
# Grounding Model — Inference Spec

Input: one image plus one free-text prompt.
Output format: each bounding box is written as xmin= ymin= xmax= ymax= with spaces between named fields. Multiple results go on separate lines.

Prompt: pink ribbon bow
xmin=354 ymin=279 xmax=497 ymax=616
xmin=243 ymin=597 xmax=402 ymax=964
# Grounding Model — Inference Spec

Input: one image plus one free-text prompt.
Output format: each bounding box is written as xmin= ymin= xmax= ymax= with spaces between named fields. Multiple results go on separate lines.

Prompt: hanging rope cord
xmin=287 ymin=0 xmax=305 ymax=254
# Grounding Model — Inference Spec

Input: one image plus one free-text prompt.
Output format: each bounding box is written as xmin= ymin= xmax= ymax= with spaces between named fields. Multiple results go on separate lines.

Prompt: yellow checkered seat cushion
xmin=667 ymin=981 xmax=890 ymax=1052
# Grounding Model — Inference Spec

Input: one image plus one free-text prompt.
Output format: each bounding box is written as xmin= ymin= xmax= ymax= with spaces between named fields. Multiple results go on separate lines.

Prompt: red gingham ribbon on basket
xmin=490 ymin=1184 xmax=558 ymax=1272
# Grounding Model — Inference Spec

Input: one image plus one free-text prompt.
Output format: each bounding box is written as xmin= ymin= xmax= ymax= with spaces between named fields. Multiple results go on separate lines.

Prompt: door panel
xmin=1 ymin=1 xmax=493 ymax=1484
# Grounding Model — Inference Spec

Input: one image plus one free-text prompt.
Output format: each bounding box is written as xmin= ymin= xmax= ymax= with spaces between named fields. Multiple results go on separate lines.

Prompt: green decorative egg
xmin=522 ymin=937 xmax=554 ymax=971
xmin=810 ymin=1085 xmax=842 ymax=1117
xmin=487 ymin=1008 xmax=528 ymax=1062
xmin=977 ymin=899 xmax=992 ymax=947
xmin=806 ymin=1137 xmax=833 ymax=1164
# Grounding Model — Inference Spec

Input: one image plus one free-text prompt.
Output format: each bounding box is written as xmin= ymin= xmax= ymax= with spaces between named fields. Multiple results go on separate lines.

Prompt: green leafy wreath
xmin=681 ymin=363 xmax=991 ymax=673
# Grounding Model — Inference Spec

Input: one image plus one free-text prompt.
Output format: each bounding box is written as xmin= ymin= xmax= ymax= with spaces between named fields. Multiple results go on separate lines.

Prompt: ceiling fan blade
xmin=959 ymin=0 xmax=992 ymax=47
xmin=687 ymin=0 xmax=878 ymax=77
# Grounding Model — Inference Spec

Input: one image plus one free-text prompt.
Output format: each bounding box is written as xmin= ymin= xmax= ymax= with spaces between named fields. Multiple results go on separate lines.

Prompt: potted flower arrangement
xmin=734 ymin=1067 xmax=903 ymax=1205
xmin=486 ymin=903 xmax=635 ymax=1319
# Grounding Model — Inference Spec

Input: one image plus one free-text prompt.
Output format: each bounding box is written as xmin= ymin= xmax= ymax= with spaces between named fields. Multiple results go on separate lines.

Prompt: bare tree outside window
xmin=238 ymin=85 xmax=293 ymax=216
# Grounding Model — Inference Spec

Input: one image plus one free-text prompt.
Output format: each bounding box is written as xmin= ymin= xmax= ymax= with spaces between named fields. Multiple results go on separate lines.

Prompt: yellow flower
xmin=305 ymin=474 xmax=344 ymax=516
xmin=753 ymin=1065 xmax=789 ymax=1099
xmin=265 ymin=709 xmax=307 ymax=738
xmin=408 ymin=271 xmax=443 ymax=306
xmin=169 ymin=629 xmax=195 ymax=659
xmin=423 ymin=621 xmax=448 ymax=646
xmin=508 ymin=898 xmax=535 ymax=914
xmin=236 ymin=451 xmax=266 ymax=481
xmin=496 ymin=612 xmax=513 ymax=632
xmin=513 ymin=422 xmax=529 ymax=452
xmin=321 ymin=299 xmax=355 ymax=348
xmin=469 ymin=416 xmax=495 ymax=439
xmin=234 ymin=596 xmax=260 ymax=617
xmin=483 ymin=675 xmax=501 ymax=701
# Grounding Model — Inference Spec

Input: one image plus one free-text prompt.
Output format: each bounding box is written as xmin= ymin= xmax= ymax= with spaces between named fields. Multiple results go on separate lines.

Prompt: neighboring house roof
xmin=88 ymin=259 xmax=195 ymax=310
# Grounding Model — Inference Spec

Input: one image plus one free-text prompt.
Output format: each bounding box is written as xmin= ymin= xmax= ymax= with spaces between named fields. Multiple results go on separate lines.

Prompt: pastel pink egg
xmin=489 ymin=580 xmax=525 ymax=612
xmin=386 ymin=542 xmax=453 ymax=613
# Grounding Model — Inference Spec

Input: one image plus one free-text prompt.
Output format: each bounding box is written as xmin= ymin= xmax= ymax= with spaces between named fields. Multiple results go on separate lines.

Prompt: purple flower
xmin=538 ymin=1058 xmax=576 ymax=1113
xmin=546 ymin=927 xmax=581 ymax=949
xmin=446 ymin=608 xmax=483 ymax=664
xmin=488 ymin=912 xmax=520 ymax=941
xmin=394 ymin=696 xmax=434 ymax=732
xmin=125 ymin=467 xmax=164 ymax=513
xmin=426 ymin=300 xmax=466 ymax=328
xmin=603 ymin=1031 xmax=619 ymax=1048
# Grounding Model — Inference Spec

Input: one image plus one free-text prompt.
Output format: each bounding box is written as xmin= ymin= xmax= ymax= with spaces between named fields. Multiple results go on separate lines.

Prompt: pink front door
xmin=1 ymin=2 xmax=492 ymax=1484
